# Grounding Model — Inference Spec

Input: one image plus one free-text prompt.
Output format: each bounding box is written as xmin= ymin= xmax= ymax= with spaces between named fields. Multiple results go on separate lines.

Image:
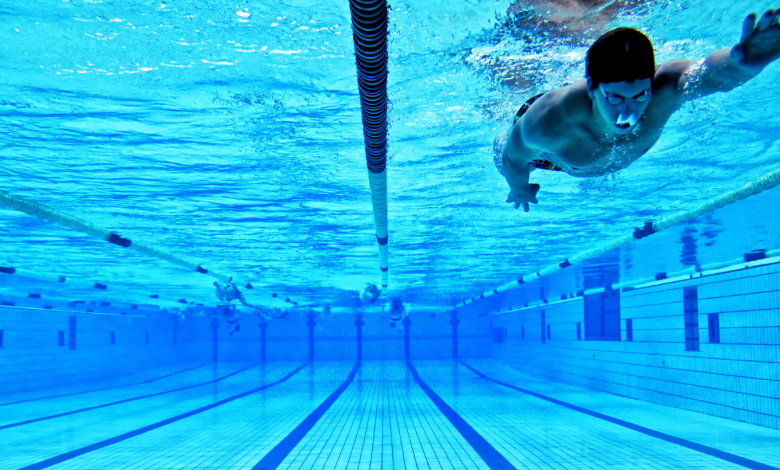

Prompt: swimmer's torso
xmin=525 ymin=81 xmax=680 ymax=176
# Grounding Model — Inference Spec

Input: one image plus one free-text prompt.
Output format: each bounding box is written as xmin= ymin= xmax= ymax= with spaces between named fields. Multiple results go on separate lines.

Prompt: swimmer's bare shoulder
xmin=649 ymin=60 xmax=692 ymax=105
xmin=500 ymin=83 xmax=592 ymax=211
xmin=513 ymin=82 xmax=595 ymax=165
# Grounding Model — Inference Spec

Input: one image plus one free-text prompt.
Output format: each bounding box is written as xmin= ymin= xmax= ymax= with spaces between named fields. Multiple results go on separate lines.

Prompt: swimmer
xmin=389 ymin=297 xmax=406 ymax=322
xmin=217 ymin=303 xmax=241 ymax=335
xmin=348 ymin=283 xmax=381 ymax=312
xmin=214 ymin=280 xmax=265 ymax=310
xmin=213 ymin=280 xmax=249 ymax=305
xmin=388 ymin=297 xmax=407 ymax=332
xmin=360 ymin=283 xmax=381 ymax=304
xmin=495 ymin=11 xmax=780 ymax=212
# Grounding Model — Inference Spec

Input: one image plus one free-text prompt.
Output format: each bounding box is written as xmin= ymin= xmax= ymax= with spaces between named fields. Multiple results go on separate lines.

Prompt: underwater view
xmin=1 ymin=0 xmax=779 ymax=468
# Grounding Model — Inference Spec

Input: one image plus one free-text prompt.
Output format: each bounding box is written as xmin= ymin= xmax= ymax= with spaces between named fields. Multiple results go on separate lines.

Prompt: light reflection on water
xmin=0 ymin=0 xmax=778 ymax=312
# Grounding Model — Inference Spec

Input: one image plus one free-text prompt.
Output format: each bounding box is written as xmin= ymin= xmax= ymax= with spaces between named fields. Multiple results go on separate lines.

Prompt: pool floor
xmin=1 ymin=360 xmax=778 ymax=469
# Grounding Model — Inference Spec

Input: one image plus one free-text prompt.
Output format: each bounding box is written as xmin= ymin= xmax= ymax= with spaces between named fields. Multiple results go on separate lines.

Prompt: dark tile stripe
xmin=251 ymin=361 xmax=361 ymax=470
xmin=0 ymin=363 xmax=207 ymax=407
xmin=460 ymin=361 xmax=779 ymax=470
xmin=406 ymin=361 xmax=517 ymax=470
xmin=18 ymin=363 xmax=308 ymax=470
xmin=1 ymin=363 xmax=260 ymax=430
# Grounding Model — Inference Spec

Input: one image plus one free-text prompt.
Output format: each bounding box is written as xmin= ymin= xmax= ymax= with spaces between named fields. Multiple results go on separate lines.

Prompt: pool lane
xmin=252 ymin=362 xmax=360 ymax=469
xmin=407 ymin=361 xmax=516 ymax=470
xmin=0 ymin=362 xmax=259 ymax=430
xmin=462 ymin=359 xmax=780 ymax=470
xmin=415 ymin=360 xmax=776 ymax=470
xmin=1 ymin=362 xmax=306 ymax=470
xmin=9 ymin=360 xmax=776 ymax=470
xmin=274 ymin=361 xmax=491 ymax=470
xmin=0 ymin=362 xmax=207 ymax=407
xmin=42 ymin=362 xmax=356 ymax=470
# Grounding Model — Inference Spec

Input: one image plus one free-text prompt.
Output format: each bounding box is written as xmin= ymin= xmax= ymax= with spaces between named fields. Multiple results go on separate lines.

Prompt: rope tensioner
xmin=458 ymin=165 xmax=780 ymax=308
xmin=0 ymin=189 xmax=296 ymax=308
xmin=349 ymin=0 xmax=390 ymax=289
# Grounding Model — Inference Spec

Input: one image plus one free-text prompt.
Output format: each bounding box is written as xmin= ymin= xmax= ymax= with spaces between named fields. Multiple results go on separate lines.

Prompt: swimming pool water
xmin=1 ymin=0 xmax=779 ymax=468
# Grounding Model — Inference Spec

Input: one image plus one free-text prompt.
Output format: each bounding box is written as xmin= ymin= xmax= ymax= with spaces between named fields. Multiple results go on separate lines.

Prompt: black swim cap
xmin=586 ymin=28 xmax=655 ymax=87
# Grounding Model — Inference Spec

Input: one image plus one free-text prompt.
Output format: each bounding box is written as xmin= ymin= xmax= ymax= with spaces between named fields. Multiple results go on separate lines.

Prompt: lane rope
xmin=458 ymin=166 xmax=780 ymax=308
xmin=349 ymin=0 xmax=390 ymax=289
xmin=0 ymin=189 xmax=295 ymax=308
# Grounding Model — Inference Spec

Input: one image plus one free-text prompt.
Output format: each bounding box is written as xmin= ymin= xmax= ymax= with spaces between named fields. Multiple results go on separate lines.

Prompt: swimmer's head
xmin=389 ymin=297 xmax=405 ymax=322
xmin=360 ymin=283 xmax=381 ymax=304
xmin=585 ymin=28 xmax=654 ymax=133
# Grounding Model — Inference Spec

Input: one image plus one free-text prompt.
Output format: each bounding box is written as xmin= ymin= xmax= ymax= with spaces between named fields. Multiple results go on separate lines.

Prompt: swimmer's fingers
xmin=505 ymin=194 xmax=524 ymax=210
xmin=523 ymin=195 xmax=540 ymax=212
xmin=734 ymin=9 xmax=780 ymax=68
xmin=741 ymin=12 xmax=757 ymax=43
xmin=758 ymin=9 xmax=774 ymax=31
xmin=506 ymin=189 xmax=539 ymax=212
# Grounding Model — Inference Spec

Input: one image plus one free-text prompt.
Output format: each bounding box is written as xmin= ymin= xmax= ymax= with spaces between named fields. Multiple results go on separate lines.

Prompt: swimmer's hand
xmin=506 ymin=184 xmax=540 ymax=212
xmin=731 ymin=9 xmax=780 ymax=72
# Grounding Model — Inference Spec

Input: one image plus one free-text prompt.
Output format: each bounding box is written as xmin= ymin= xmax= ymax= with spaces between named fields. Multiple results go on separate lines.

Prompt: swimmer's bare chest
xmin=543 ymin=112 xmax=670 ymax=175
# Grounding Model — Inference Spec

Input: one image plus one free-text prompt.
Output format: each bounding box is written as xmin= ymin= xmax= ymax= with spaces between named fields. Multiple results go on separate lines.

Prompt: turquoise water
xmin=2 ymin=1 xmax=780 ymax=469
xmin=1 ymin=0 xmax=779 ymax=311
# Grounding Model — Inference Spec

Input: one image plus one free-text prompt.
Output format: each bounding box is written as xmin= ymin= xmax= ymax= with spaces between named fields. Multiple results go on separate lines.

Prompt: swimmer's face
xmin=591 ymin=79 xmax=652 ymax=134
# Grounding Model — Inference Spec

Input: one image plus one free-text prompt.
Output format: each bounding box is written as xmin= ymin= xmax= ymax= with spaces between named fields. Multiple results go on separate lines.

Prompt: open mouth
xmin=616 ymin=122 xmax=632 ymax=130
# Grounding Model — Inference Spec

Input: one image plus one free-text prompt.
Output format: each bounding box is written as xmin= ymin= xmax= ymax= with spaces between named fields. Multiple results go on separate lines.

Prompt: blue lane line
xmin=460 ymin=361 xmax=779 ymax=470
xmin=406 ymin=361 xmax=516 ymax=470
xmin=0 ymin=363 xmax=207 ymax=407
xmin=0 ymin=363 xmax=260 ymax=430
xmin=251 ymin=361 xmax=361 ymax=470
xmin=18 ymin=363 xmax=308 ymax=470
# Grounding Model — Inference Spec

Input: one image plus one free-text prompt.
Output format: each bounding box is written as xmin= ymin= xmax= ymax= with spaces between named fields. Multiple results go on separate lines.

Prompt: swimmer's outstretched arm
xmin=671 ymin=8 xmax=780 ymax=100
xmin=495 ymin=126 xmax=541 ymax=212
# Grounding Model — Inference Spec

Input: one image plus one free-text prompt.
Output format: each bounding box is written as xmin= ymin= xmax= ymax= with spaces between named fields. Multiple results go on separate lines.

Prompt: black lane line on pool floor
xmin=460 ymin=361 xmax=779 ymax=470
xmin=407 ymin=361 xmax=517 ymax=470
xmin=18 ymin=363 xmax=308 ymax=470
xmin=0 ymin=363 xmax=262 ymax=430
xmin=0 ymin=363 xmax=207 ymax=407
xmin=251 ymin=361 xmax=361 ymax=470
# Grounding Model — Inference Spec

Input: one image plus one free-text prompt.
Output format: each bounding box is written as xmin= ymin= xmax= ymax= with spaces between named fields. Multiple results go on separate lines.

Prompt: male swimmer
xmin=361 ymin=283 xmax=381 ymax=304
xmin=388 ymin=297 xmax=407 ymax=332
xmin=495 ymin=9 xmax=780 ymax=212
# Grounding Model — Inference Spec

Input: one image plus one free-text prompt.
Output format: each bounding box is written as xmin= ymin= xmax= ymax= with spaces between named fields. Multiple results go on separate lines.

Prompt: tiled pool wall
xmin=0 ymin=302 xmax=177 ymax=395
xmin=2 ymin=262 xmax=778 ymax=431
xmin=490 ymin=262 xmax=780 ymax=430
xmin=0 ymin=298 xmax=492 ymax=396
xmin=176 ymin=307 xmax=492 ymax=362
